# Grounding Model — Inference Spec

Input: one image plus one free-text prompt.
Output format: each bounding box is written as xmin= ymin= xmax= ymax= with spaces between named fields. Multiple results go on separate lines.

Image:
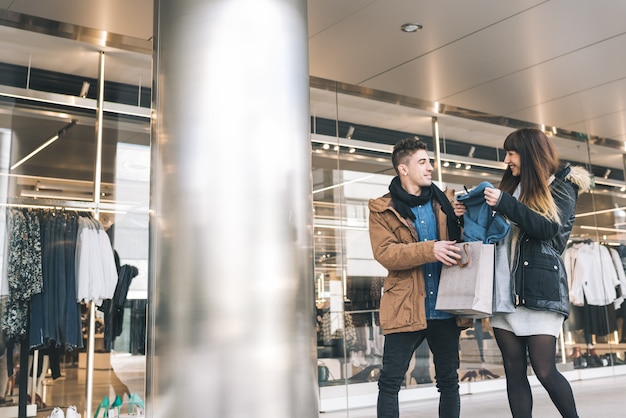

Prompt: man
xmin=368 ymin=137 xmax=468 ymax=418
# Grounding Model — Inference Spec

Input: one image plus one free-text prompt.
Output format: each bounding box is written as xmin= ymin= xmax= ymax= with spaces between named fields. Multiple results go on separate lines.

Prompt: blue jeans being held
xmin=377 ymin=318 xmax=461 ymax=418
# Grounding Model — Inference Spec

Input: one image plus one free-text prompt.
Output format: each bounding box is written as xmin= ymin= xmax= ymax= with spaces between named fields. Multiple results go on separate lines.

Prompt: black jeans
xmin=377 ymin=318 xmax=461 ymax=418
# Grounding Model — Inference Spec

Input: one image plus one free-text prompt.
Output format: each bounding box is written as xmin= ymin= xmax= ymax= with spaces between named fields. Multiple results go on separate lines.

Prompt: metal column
xmin=85 ymin=50 xmax=105 ymax=418
xmin=149 ymin=1 xmax=316 ymax=417
xmin=432 ymin=116 xmax=443 ymax=186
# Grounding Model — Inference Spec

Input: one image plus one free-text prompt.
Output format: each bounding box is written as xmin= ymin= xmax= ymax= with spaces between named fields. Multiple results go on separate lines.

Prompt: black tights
xmin=493 ymin=328 xmax=579 ymax=418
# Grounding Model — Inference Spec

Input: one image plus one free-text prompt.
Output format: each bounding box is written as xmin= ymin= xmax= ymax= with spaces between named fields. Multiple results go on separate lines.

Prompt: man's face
xmin=398 ymin=149 xmax=433 ymax=191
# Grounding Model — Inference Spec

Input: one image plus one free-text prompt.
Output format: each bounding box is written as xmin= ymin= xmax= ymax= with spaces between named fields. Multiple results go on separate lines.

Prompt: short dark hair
xmin=391 ymin=138 xmax=428 ymax=175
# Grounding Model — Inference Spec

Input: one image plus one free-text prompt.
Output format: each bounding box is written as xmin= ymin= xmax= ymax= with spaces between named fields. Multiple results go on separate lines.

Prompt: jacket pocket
xmin=380 ymin=276 xmax=415 ymax=331
xmin=521 ymin=253 xmax=561 ymax=301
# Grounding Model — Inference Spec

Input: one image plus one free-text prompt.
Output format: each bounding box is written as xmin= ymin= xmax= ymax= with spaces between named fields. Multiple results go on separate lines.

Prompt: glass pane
xmin=566 ymin=136 xmax=626 ymax=371
xmin=311 ymin=79 xmax=623 ymax=414
xmin=0 ymin=26 xmax=150 ymax=416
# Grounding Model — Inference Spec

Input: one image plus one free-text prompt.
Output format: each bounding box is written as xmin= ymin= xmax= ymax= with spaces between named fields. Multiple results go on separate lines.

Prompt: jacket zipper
xmin=513 ymin=232 xmax=523 ymax=305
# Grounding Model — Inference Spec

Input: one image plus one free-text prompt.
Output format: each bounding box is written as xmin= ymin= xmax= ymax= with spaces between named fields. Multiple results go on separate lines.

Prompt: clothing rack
xmin=1 ymin=198 xmax=104 ymax=418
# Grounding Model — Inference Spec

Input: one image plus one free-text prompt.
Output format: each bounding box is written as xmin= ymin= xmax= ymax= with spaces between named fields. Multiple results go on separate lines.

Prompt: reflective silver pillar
xmin=149 ymin=1 xmax=316 ymax=417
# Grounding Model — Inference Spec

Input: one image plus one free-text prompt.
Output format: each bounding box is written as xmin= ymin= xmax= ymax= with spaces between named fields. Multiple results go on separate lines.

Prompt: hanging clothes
xmin=101 ymin=264 xmax=139 ymax=351
xmin=609 ymin=247 xmax=626 ymax=309
xmin=1 ymin=208 xmax=43 ymax=341
xmin=29 ymin=210 xmax=82 ymax=350
xmin=75 ymin=214 xmax=118 ymax=307
xmin=563 ymin=241 xmax=619 ymax=306
xmin=1 ymin=208 xmax=117 ymax=351
xmin=563 ymin=240 xmax=621 ymax=337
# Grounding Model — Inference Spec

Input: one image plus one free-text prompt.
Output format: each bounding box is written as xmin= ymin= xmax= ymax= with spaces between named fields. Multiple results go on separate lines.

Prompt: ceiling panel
xmin=3 ymin=0 xmax=625 ymax=144
xmin=362 ymin=1 xmax=626 ymax=107
xmin=6 ymin=0 xmax=153 ymax=40
xmin=510 ymin=78 xmax=626 ymax=141
xmin=1 ymin=1 xmax=626 ymax=169
xmin=308 ymin=0 xmax=543 ymax=85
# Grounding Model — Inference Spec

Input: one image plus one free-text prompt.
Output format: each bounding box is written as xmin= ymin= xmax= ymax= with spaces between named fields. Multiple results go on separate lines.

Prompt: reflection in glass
xmin=312 ymin=83 xmax=626 ymax=413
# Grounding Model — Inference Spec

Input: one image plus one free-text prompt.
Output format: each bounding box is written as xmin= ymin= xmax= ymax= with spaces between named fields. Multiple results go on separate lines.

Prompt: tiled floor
xmin=6 ymin=352 xmax=626 ymax=417
xmin=2 ymin=352 xmax=146 ymax=418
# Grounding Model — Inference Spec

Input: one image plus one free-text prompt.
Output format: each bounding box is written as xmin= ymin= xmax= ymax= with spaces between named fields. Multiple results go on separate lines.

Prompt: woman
xmin=457 ymin=128 xmax=590 ymax=418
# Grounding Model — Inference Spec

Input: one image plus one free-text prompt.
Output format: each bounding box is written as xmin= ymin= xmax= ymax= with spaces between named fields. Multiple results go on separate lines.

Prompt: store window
xmin=311 ymin=78 xmax=626 ymax=413
xmin=0 ymin=27 xmax=150 ymax=416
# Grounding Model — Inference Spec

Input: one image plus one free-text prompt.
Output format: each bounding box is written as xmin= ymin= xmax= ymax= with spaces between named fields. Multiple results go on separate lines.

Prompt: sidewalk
xmin=321 ymin=372 xmax=626 ymax=417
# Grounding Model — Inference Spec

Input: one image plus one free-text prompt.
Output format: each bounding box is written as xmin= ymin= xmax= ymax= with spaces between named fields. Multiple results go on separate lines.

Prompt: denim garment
xmin=64 ymin=213 xmax=82 ymax=349
xmin=377 ymin=318 xmax=461 ymax=418
xmin=457 ymin=181 xmax=510 ymax=244
xmin=29 ymin=211 xmax=83 ymax=350
xmin=411 ymin=204 xmax=453 ymax=320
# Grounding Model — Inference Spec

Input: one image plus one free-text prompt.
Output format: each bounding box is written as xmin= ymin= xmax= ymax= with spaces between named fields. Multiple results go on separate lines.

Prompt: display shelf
xmin=78 ymin=352 xmax=111 ymax=370
xmin=0 ymin=404 xmax=37 ymax=417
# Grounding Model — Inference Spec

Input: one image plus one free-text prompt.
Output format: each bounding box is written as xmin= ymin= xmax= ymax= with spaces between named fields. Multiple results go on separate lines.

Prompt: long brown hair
xmin=499 ymin=128 xmax=560 ymax=222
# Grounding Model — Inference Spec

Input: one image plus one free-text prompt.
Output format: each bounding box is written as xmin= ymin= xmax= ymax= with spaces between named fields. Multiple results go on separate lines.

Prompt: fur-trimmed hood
xmin=563 ymin=165 xmax=592 ymax=195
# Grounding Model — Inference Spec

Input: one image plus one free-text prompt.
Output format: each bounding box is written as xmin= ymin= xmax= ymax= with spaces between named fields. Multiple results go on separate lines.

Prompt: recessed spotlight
xmin=401 ymin=23 xmax=423 ymax=33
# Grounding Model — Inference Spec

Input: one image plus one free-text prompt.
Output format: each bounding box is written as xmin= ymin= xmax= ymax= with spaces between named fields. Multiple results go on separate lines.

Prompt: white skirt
xmin=489 ymin=306 xmax=564 ymax=338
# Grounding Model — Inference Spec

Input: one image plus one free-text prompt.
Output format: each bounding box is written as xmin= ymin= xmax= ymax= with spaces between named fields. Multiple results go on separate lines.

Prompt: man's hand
xmin=434 ymin=240 xmax=461 ymax=266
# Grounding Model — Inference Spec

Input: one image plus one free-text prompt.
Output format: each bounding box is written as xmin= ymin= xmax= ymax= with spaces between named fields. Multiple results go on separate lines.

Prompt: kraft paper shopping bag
xmin=435 ymin=241 xmax=494 ymax=318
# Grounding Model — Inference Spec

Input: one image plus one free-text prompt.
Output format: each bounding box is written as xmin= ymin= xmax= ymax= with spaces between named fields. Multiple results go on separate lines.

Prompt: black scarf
xmin=389 ymin=176 xmax=461 ymax=241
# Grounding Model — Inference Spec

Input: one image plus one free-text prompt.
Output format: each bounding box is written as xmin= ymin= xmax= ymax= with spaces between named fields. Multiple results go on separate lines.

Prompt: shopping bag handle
xmin=458 ymin=243 xmax=470 ymax=268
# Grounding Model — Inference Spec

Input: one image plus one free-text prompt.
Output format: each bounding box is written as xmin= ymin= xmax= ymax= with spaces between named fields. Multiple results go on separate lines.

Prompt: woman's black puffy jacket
xmin=493 ymin=166 xmax=591 ymax=317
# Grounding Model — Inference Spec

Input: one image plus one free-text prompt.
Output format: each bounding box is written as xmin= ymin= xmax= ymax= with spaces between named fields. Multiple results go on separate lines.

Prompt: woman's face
xmin=504 ymin=150 xmax=521 ymax=176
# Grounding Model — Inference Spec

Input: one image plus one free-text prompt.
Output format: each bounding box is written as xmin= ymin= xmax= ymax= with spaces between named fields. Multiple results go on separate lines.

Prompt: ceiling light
xmin=455 ymin=163 xmax=462 ymax=169
xmin=346 ymin=126 xmax=355 ymax=139
xmin=20 ymin=189 xmax=93 ymax=201
xmin=401 ymin=23 xmax=423 ymax=33
xmin=79 ymin=81 xmax=90 ymax=98
xmin=322 ymin=143 xmax=330 ymax=150
xmin=349 ymin=148 xmax=356 ymax=153
xmin=10 ymin=120 xmax=77 ymax=170
xmin=443 ymin=161 xmax=450 ymax=167
xmin=465 ymin=164 xmax=471 ymax=170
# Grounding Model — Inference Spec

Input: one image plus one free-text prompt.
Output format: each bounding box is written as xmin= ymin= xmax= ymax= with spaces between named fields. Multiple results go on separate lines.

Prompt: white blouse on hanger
xmin=609 ymin=247 xmax=626 ymax=309
xmin=75 ymin=216 xmax=118 ymax=306
xmin=563 ymin=242 xmax=619 ymax=306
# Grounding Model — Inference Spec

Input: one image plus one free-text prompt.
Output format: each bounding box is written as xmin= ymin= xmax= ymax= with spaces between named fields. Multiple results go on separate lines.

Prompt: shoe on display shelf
xmin=66 ymin=405 xmax=81 ymax=418
xmin=47 ymin=407 xmax=65 ymax=418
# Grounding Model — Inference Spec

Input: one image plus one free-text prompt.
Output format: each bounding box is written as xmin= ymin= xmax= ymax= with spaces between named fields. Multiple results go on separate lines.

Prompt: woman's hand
xmin=484 ymin=187 xmax=501 ymax=207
